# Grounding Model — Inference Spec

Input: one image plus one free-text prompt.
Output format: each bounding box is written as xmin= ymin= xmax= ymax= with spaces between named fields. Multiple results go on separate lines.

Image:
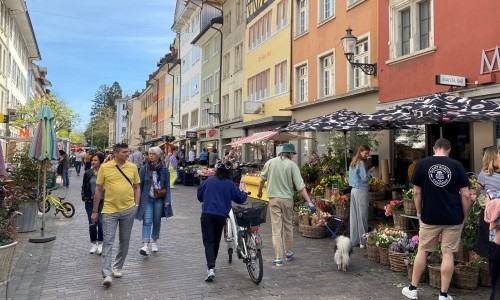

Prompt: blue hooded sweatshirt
xmin=197 ymin=176 xmax=247 ymax=217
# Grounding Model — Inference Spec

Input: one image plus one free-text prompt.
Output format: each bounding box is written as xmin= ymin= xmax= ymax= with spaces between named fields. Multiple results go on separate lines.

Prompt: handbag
xmin=149 ymin=170 xmax=167 ymax=199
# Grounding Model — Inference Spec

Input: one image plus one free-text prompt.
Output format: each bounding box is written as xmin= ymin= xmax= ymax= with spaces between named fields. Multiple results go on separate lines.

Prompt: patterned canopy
xmin=279 ymin=109 xmax=368 ymax=132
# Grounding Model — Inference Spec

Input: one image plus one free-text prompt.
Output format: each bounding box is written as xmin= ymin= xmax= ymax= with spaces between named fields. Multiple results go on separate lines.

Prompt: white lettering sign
xmin=480 ymin=46 xmax=500 ymax=74
xmin=435 ymin=74 xmax=466 ymax=87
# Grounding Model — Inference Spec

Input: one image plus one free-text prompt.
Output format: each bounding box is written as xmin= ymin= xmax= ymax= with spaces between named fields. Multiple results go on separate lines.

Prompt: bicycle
xmin=38 ymin=188 xmax=75 ymax=218
xmin=223 ymin=200 xmax=266 ymax=284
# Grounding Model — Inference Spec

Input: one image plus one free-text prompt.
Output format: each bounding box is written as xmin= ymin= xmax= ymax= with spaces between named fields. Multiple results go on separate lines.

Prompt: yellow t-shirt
xmin=97 ymin=160 xmax=140 ymax=214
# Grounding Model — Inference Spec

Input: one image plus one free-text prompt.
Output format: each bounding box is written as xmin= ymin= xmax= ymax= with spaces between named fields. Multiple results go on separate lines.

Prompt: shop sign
xmin=206 ymin=128 xmax=219 ymax=138
xmin=185 ymin=131 xmax=198 ymax=139
xmin=435 ymin=74 xmax=466 ymax=87
xmin=480 ymin=46 xmax=500 ymax=74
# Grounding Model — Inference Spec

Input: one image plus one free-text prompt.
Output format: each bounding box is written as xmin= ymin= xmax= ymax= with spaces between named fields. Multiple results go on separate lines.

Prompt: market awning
xmin=227 ymin=131 xmax=307 ymax=147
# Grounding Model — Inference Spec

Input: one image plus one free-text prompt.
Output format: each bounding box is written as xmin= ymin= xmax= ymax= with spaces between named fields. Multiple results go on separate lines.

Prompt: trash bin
xmin=46 ymin=171 xmax=56 ymax=189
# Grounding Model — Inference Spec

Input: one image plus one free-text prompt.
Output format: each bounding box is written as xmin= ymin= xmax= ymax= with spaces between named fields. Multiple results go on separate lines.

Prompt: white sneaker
xmin=402 ymin=286 xmax=418 ymax=299
xmin=89 ymin=243 xmax=98 ymax=254
xmin=140 ymin=245 xmax=149 ymax=256
xmin=112 ymin=268 xmax=123 ymax=278
xmin=205 ymin=268 xmax=215 ymax=282
xmin=97 ymin=243 xmax=102 ymax=255
xmin=439 ymin=295 xmax=453 ymax=300
xmin=360 ymin=244 xmax=366 ymax=249
xmin=103 ymin=276 xmax=112 ymax=287
xmin=151 ymin=243 xmax=158 ymax=253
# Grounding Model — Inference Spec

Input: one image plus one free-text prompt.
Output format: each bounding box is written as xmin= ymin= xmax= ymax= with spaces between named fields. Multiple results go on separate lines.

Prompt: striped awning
xmin=228 ymin=131 xmax=307 ymax=147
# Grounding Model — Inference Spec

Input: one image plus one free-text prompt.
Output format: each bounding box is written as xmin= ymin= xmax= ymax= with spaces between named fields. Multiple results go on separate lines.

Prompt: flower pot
xmin=17 ymin=202 xmax=38 ymax=233
xmin=366 ymin=242 xmax=379 ymax=262
xmin=393 ymin=213 xmax=408 ymax=230
xmin=379 ymin=246 xmax=390 ymax=266
xmin=0 ymin=241 xmax=18 ymax=285
xmin=334 ymin=205 xmax=349 ymax=219
xmin=388 ymin=250 xmax=408 ymax=272
xmin=468 ymin=250 xmax=480 ymax=262
xmin=453 ymin=265 xmax=479 ymax=290
xmin=428 ymin=264 xmax=442 ymax=289
xmin=299 ymin=224 xmax=327 ymax=239
xmin=403 ymin=198 xmax=416 ymax=216
xmin=407 ymin=264 xmax=429 ymax=283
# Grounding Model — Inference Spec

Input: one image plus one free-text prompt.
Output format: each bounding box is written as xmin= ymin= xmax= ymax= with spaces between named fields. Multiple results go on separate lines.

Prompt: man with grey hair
xmin=129 ymin=146 xmax=143 ymax=170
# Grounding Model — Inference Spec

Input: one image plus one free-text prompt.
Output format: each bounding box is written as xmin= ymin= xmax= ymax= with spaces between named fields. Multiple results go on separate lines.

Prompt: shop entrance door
xmin=427 ymin=122 xmax=471 ymax=171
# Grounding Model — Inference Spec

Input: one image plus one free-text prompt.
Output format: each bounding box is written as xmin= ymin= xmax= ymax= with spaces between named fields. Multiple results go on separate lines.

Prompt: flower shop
xmin=294 ymin=150 xmax=490 ymax=291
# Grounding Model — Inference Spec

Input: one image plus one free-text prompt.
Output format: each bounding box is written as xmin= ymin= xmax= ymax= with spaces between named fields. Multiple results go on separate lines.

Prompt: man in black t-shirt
xmin=402 ymin=138 xmax=471 ymax=300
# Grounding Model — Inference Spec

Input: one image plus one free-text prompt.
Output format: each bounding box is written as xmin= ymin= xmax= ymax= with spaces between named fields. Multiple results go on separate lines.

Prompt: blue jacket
xmin=136 ymin=164 xmax=173 ymax=220
xmin=348 ymin=161 xmax=370 ymax=190
xmin=197 ymin=176 xmax=247 ymax=217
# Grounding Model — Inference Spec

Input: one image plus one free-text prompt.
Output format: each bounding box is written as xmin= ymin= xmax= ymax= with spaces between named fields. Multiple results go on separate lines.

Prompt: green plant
xmin=402 ymin=188 xmax=414 ymax=199
xmin=310 ymin=185 xmax=324 ymax=197
xmin=461 ymin=200 xmax=482 ymax=250
xmin=465 ymin=256 xmax=484 ymax=269
xmin=300 ymin=163 xmax=320 ymax=185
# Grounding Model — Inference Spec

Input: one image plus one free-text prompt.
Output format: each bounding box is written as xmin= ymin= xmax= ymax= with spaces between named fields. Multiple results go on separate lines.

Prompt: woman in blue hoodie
xmin=197 ymin=161 xmax=248 ymax=282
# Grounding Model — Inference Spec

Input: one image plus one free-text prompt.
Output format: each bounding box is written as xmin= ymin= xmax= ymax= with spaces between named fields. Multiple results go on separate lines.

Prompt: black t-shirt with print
xmin=411 ymin=156 xmax=469 ymax=225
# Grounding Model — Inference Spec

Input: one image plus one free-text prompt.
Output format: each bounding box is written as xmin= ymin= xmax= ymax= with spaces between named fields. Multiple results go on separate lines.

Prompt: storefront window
xmin=392 ymin=126 xmax=425 ymax=185
xmin=427 ymin=122 xmax=470 ymax=171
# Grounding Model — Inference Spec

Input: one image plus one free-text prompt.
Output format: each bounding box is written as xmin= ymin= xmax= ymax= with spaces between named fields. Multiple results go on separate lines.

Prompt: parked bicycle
xmin=224 ymin=200 xmax=266 ymax=284
xmin=38 ymin=188 xmax=75 ymax=218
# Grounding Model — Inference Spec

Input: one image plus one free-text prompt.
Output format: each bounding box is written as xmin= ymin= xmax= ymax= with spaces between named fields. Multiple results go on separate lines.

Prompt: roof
xmin=6 ymin=0 xmax=41 ymax=60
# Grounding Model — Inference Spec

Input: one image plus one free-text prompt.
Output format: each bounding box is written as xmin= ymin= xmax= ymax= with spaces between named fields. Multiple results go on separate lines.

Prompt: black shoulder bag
xmin=115 ymin=165 xmax=133 ymax=187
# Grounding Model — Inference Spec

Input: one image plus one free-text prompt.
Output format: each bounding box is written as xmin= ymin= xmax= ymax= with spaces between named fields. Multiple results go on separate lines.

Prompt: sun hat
xmin=281 ymin=143 xmax=297 ymax=154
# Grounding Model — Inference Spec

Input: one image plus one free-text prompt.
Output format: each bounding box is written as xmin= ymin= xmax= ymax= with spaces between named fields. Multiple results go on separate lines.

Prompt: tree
xmin=90 ymin=81 xmax=123 ymax=116
xmin=12 ymin=94 xmax=80 ymax=134
xmin=85 ymin=106 xmax=114 ymax=149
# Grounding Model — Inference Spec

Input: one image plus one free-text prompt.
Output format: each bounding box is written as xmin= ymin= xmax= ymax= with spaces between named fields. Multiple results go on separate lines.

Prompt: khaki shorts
xmin=418 ymin=222 xmax=464 ymax=253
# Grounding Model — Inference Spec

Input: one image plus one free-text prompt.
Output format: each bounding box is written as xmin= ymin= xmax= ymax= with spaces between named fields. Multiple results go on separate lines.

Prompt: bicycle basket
xmin=232 ymin=202 xmax=267 ymax=227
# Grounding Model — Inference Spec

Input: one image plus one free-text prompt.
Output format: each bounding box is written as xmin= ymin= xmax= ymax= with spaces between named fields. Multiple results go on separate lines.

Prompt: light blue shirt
xmin=348 ymin=160 xmax=370 ymax=190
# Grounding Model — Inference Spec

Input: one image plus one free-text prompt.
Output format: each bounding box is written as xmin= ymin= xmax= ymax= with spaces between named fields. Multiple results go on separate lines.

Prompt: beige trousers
xmin=269 ymin=197 xmax=293 ymax=259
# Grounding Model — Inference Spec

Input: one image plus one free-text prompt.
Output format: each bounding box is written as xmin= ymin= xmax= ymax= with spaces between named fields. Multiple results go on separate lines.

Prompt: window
xmin=347 ymin=0 xmax=361 ymax=7
xmin=248 ymin=11 xmax=272 ymax=50
xmin=222 ymin=94 xmax=229 ymax=122
xmin=201 ymin=106 xmax=209 ymax=126
xmin=296 ymin=0 xmax=308 ymax=35
xmin=192 ymin=47 xmax=200 ymax=65
xmin=348 ymin=39 xmax=369 ymax=90
xmin=202 ymin=42 xmax=210 ymax=63
xmin=234 ymin=43 xmax=243 ymax=72
xmin=190 ymin=109 xmax=199 ymax=127
xmin=247 ymin=69 xmax=270 ymax=102
xmin=213 ymin=34 xmax=220 ymax=56
xmin=296 ymin=64 xmax=308 ymax=103
xmin=276 ymin=0 xmax=288 ymax=31
xmin=224 ymin=10 xmax=232 ymax=37
xmin=191 ymin=74 xmax=200 ymax=96
xmin=274 ymin=61 xmax=287 ymax=95
xmin=223 ymin=52 xmax=230 ymax=79
xmin=389 ymin=0 xmax=433 ymax=59
xmin=214 ymin=70 xmax=220 ymax=89
xmin=319 ymin=54 xmax=334 ymax=97
xmin=236 ymin=1 xmax=243 ymax=26
xmin=202 ymin=75 xmax=213 ymax=96
xmin=319 ymin=0 xmax=335 ymax=22
xmin=234 ymin=88 xmax=242 ymax=118
xmin=181 ymin=113 xmax=189 ymax=129
xmin=213 ymin=103 xmax=220 ymax=125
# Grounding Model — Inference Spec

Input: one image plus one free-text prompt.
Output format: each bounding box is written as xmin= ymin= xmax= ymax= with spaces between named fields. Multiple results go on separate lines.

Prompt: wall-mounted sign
xmin=480 ymin=46 xmax=500 ymax=74
xmin=206 ymin=128 xmax=219 ymax=138
xmin=244 ymin=101 xmax=264 ymax=114
xmin=185 ymin=131 xmax=198 ymax=139
xmin=435 ymin=74 xmax=466 ymax=87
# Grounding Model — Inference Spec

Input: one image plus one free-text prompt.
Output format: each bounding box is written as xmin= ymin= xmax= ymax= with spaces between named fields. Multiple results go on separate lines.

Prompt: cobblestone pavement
xmin=1 ymin=169 xmax=491 ymax=299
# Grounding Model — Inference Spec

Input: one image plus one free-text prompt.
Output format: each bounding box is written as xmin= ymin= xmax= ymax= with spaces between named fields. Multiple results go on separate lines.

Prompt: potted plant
xmin=10 ymin=149 xmax=43 ymax=233
xmin=401 ymin=188 xmax=416 ymax=215
xmin=388 ymin=233 xmax=416 ymax=272
xmin=384 ymin=200 xmax=407 ymax=230
xmin=375 ymin=227 xmax=405 ymax=267
xmin=363 ymin=229 xmax=380 ymax=262
xmin=453 ymin=257 xmax=481 ymax=290
xmin=331 ymin=189 xmax=349 ymax=219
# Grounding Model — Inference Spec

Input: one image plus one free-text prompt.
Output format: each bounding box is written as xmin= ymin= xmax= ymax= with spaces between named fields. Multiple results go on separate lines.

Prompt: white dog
xmin=334 ymin=235 xmax=353 ymax=272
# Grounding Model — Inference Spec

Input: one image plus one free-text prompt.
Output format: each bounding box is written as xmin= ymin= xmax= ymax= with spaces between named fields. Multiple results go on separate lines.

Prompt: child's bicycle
xmin=38 ymin=188 xmax=75 ymax=218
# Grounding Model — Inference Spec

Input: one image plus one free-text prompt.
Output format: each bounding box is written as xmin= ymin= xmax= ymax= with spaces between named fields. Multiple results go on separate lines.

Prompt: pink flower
xmin=411 ymin=235 xmax=419 ymax=245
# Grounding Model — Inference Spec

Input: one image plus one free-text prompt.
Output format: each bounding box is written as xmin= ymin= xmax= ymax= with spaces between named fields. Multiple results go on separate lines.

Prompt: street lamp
xmin=204 ymin=98 xmax=219 ymax=119
xmin=341 ymin=27 xmax=377 ymax=76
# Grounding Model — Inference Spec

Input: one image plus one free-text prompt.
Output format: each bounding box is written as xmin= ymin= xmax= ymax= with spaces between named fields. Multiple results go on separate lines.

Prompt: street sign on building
xmin=435 ymin=74 xmax=467 ymax=87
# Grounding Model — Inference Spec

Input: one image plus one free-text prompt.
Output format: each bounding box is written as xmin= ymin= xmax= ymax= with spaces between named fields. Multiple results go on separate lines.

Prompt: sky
xmin=27 ymin=0 xmax=178 ymax=132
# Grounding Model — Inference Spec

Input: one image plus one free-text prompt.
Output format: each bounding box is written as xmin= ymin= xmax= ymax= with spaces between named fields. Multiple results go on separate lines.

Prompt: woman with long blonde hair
xmin=348 ymin=145 xmax=374 ymax=248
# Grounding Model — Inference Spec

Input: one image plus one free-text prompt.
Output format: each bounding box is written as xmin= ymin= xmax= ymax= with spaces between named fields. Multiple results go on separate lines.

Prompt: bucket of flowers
xmin=402 ymin=188 xmax=416 ymax=216
xmin=384 ymin=200 xmax=407 ymax=230
xmin=298 ymin=205 xmax=328 ymax=238
xmin=331 ymin=188 xmax=349 ymax=219
xmin=363 ymin=229 xmax=380 ymax=262
xmin=388 ymin=233 xmax=416 ymax=272
xmin=375 ymin=227 xmax=405 ymax=267
xmin=404 ymin=235 xmax=429 ymax=282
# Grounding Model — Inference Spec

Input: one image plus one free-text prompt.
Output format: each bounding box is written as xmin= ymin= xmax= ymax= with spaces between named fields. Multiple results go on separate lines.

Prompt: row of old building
xmin=0 ymin=0 xmax=52 ymax=159
xmin=118 ymin=0 xmax=500 ymax=175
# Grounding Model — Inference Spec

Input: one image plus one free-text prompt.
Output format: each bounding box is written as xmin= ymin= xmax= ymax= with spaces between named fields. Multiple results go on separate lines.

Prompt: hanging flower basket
xmin=388 ymin=250 xmax=408 ymax=272
xmin=379 ymin=246 xmax=390 ymax=266
xmin=334 ymin=205 xmax=349 ymax=219
xmin=366 ymin=242 xmax=379 ymax=262
xmin=403 ymin=198 xmax=417 ymax=216
xmin=453 ymin=265 xmax=479 ymax=290
xmin=428 ymin=264 xmax=442 ymax=289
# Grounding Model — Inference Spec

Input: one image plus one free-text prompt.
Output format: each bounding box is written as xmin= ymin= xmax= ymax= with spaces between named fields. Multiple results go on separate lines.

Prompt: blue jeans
xmin=85 ymin=201 xmax=103 ymax=242
xmin=61 ymin=169 xmax=69 ymax=187
xmin=74 ymin=161 xmax=82 ymax=175
xmin=142 ymin=196 xmax=164 ymax=243
xmin=101 ymin=206 xmax=136 ymax=277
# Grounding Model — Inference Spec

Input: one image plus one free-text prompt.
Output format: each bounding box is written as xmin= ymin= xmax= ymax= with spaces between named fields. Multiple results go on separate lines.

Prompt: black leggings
xmin=201 ymin=213 xmax=226 ymax=270
xmin=490 ymin=244 xmax=500 ymax=300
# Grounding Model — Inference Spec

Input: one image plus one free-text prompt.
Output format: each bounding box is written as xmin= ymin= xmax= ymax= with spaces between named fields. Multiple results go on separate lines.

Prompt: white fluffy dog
xmin=334 ymin=235 xmax=353 ymax=272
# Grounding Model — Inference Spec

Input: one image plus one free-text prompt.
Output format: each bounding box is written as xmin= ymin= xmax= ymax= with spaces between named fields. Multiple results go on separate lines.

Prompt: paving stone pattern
xmin=1 ymin=170 xmax=491 ymax=299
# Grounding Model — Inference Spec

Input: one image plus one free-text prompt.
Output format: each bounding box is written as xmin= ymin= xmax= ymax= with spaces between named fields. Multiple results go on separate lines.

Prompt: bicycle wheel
xmin=246 ymin=247 xmax=263 ymax=284
xmin=38 ymin=200 xmax=50 ymax=213
xmin=223 ymin=221 xmax=233 ymax=263
xmin=61 ymin=202 xmax=75 ymax=218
